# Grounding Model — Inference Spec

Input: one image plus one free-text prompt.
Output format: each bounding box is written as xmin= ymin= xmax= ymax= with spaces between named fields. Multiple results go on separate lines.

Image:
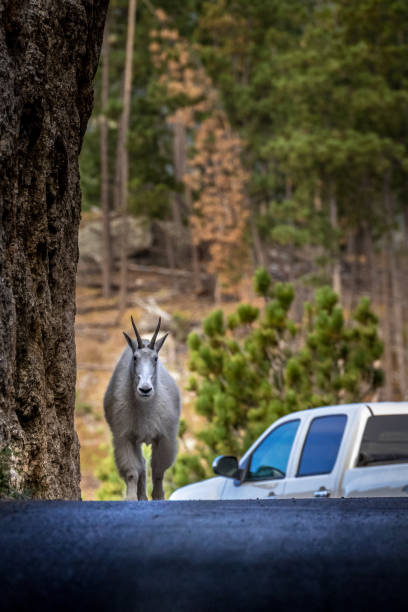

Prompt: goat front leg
xmin=151 ymin=436 xmax=177 ymax=500
xmin=135 ymin=443 xmax=148 ymax=501
xmin=113 ymin=436 xmax=146 ymax=500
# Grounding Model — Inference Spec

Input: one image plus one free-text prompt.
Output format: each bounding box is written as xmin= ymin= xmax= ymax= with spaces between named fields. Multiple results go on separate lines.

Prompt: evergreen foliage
xmin=169 ymin=268 xmax=384 ymax=489
xmin=196 ymin=0 xmax=408 ymax=262
xmin=80 ymin=0 xmax=408 ymax=289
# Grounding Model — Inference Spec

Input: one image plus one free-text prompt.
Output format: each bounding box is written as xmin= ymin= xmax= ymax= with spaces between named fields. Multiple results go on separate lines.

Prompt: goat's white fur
xmin=104 ymin=319 xmax=181 ymax=500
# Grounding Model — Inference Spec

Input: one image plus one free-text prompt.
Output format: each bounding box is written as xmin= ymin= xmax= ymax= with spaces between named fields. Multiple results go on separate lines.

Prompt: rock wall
xmin=0 ymin=0 xmax=108 ymax=498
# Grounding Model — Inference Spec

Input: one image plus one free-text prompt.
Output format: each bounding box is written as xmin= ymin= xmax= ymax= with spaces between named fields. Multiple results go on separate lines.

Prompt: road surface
xmin=1 ymin=498 xmax=407 ymax=611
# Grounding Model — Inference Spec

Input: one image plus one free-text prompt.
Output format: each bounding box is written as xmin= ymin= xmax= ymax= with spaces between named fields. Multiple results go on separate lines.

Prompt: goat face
xmin=123 ymin=316 xmax=169 ymax=401
xmin=133 ymin=347 xmax=158 ymax=400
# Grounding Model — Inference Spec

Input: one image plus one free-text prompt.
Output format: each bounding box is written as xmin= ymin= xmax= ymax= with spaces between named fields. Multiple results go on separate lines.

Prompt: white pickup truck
xmin=170 ymin=402 xmax=408 ymax=500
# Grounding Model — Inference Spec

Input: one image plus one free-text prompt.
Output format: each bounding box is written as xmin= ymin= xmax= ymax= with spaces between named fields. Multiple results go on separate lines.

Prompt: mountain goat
xmin=104 ymin=316 xmax=181 ymax=500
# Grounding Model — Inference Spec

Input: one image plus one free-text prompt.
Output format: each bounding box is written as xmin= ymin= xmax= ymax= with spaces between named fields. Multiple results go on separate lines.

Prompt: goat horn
xmin=131 ymin=316 xmax=143 ymax=349
xmin=149 ymin=317 xmax=161 ymax=349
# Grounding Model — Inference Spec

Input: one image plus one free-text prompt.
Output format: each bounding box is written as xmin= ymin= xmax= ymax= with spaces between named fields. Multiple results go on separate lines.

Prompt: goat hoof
xmin=152 ymin=491 xmax=165 ymax=500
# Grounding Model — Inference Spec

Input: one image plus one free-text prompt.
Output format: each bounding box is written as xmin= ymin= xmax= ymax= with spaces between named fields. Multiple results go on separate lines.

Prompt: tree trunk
xmin=249 ymin=207 xmax=266 ymax=268
xmin=381 ymin=172 xmax=394 ymax=399
xmin=117 ymin=0 xmax=137 ymax=322
xmin=329 ymin=190 xmax=342 ymax=297
xmin=113 ymin=106 xmax=124 ymax=212
xmin=390 ymin=245 xmax=406 ymax=398
xmin=383 ymin=174 xmax=405 ymax=398
xmin=165 ymin=228 xmax=176 ymax=272
xmin=185 ymin=183 xmax=202 ymax=294
xmin=171 ymin=122 xmax=185 ymax=232
xmin=170 ymin=121 xmax=187 ymax=268
xmin=363 ymin=222 xmax=377 ymax=308
xmin=0 ymin=0 xmax=108 ymax=498
xmin=100 ymin=12 xmax=113 ymax=298
xmin=285 ymin=176 xmax=293 ymax=199
xmin=346 ymin=230 xmax=358 ymax=313
xmin=381 ymin=245 xmax=393 ymax=400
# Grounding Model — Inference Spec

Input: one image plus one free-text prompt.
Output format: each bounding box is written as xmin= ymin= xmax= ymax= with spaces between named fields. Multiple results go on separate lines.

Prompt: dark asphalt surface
xmin=0 ymin=498 xmax=407 ymax=612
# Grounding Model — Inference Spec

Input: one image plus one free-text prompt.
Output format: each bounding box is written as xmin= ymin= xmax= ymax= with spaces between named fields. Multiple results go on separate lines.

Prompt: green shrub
xmin=167 ymin=268 xmax=384 ymax=490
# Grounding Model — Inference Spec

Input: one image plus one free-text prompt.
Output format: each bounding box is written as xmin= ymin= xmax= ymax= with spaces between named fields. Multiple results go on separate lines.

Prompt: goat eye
xmin=154 ymin=356 xmax=158 ymax=362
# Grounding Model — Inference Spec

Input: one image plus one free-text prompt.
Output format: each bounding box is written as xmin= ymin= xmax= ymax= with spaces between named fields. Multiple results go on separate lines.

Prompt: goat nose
xmin=139 ymin=385 xmax=152 ymax=395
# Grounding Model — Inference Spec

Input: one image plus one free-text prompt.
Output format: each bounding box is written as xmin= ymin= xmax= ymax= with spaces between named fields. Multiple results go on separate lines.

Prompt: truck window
xmin=246 ymin=420 xmax=300 ymax=481
xmin=357 ymin=415 xmax=408 ymax=467
xmin=297 ymin=415 xmax=347 ymax=477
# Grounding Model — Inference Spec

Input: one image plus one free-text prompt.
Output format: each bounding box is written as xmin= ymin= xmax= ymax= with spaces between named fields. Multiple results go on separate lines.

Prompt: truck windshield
xmin=357 ymin=414 xmax=408 ymax=467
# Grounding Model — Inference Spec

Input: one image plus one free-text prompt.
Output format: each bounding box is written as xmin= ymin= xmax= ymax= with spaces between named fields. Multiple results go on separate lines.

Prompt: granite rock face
xmin=0 ymin=0 xmax=108 ymax=498
xmin=78 ymin=214 xmax=152 ymax=266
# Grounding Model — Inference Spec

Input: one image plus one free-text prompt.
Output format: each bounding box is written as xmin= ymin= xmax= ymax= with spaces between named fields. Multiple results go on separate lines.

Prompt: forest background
xmin=75 ymin=0 xmax=408 ymax=499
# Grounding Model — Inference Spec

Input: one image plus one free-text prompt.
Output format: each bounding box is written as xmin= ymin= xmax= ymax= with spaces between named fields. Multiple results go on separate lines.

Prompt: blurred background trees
xmin=76 ymin=0 xmax=408 ymax=498
xmin=80 ymin=0 xmax=408 ymax=393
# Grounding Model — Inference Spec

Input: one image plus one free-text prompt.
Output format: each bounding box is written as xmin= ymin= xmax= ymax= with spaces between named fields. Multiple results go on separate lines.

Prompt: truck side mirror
xmin=212 ymin=455 xmax=240 ymax=479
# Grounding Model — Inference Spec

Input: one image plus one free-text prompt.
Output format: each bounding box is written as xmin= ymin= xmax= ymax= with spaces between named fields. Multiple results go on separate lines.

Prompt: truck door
xmin=283 ymin=414 xmax=348 ymax=498
xmin=221 ymin=419 xmax=300 ymax=500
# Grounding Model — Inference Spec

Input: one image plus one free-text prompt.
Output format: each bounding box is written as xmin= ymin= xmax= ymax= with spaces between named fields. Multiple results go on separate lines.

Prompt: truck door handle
xmin=314 ymin=487 xmax=330 ymax=498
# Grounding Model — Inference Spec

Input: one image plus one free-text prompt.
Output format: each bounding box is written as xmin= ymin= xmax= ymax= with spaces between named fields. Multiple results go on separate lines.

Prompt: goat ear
xmin=155 ymin=332 xmax=169 ymax=353
xmin=123 ymin=332 xmax=135 ymax=351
